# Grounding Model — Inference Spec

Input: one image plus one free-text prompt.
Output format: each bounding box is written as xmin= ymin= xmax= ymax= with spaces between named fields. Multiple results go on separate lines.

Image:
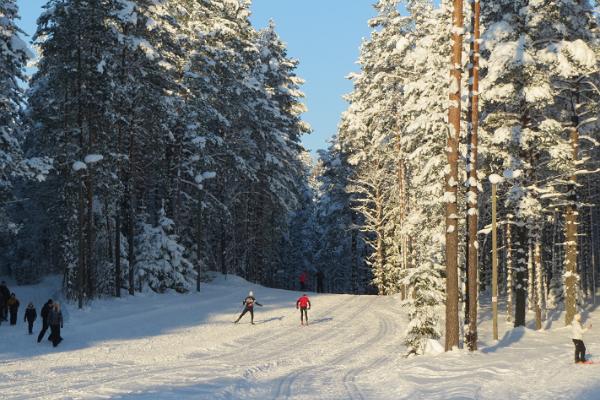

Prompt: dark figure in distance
xmin=7 ymin=293 xmax=19 ymax=325
xmin=0 ymin=291 xmax=5 ymax=324
xmin=0 ymin=281 xmax=10 ymax=321
xmin=24 ymin=303 xmax=37 ymax=334
xmin=572 ymin=313 xmax=592 ymax=364
xmin=315 ymin=270 xmax=325 ymax=293
xmin=234 ymin=291 xmax=262 ymax=325
xmin=48 ymin=302 xmax=63 ymax=347
xmin=299 ymin=272 xmax=307 ymax=291
xmin=296 ymin=294 xmax=311 ymax=326
xmin=38 ymin=299 xmax=54 ymax=343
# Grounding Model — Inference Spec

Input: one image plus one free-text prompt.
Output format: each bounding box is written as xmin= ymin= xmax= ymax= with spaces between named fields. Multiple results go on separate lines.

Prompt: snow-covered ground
xmin=1 ymin=275 xmax=599 ymax=399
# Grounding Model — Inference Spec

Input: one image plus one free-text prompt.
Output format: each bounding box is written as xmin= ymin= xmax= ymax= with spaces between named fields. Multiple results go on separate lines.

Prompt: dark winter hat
xmin=48 ymin=299 xmax=53 ymax=304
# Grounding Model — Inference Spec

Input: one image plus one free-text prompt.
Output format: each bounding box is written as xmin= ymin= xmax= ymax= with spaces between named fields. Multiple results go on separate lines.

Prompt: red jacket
xmin=296 ymin=295 xmax=311 ymax=309
xmin=299 ymin=272 xmax=307 ymax=284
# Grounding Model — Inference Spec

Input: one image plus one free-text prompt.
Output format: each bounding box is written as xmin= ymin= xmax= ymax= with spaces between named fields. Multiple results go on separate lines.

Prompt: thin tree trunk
xmin=351 ymin=211 xmax=358 ymax=295
xmin=564 ymin=125 xmax=579 ymax=326
xmin=464 ymin=0 xmax=480 ymax=351
xmin=514 ymin=223 xmax=527 ymax=327
xmin=445 ymin=0 xmax=464 ymax=352
xmin=506 ymin=221 xmax=513 ymax=322
xmin=491 ymin=183 xmax=498 ymax=340
xmin=534 ymin=235 xmax=543 ymax=330
xmin=115 ymin=210 xmax=121 ymax=297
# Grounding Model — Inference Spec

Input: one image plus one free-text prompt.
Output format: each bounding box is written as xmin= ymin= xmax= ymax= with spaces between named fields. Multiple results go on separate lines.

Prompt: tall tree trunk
xmin=491 ymin=182 xmax=499 ymax=340
xmin=527 ymin=235 xmax=534 ymax=310
xmin=514 ymin=223 xmax=527 ymax=327
xmin=464 ymin=0 xmax=480 ymax=351
xmin=78 ymin=181 xmax=86 ymax=309
xmin=115 ymin=210 xmax=121 ymax=297
xmin=534 ymin=234 xmax=543 ymax=330
xmin=127 ymin=132 xmax=136 ymax=296
xmin=564 ymin=125 xmax=579 ymax=326
xmin=506 ymin=220 xmax=513 ymax=322
xmin=351 ymin=211 xmax=358 ymax=295
xmin=445 ymin=0 xmax=464 ymax=351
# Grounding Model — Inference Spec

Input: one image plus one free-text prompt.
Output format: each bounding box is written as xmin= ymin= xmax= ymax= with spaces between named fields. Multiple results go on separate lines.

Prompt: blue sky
xmin=16 ymin=0 xmax=376 ymax=154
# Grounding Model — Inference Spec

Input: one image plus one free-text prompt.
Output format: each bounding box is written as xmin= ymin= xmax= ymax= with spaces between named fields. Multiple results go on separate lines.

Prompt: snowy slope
xmin=1 ymin=275 xmax=599 ymax=399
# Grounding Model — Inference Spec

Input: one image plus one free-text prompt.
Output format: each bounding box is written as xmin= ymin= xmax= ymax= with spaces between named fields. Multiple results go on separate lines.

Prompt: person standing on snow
xmin=0 ymin=281 xmax=10 ymax=321
xmin=37 ymin=299 xmax=53 ymax=343
xmin=7 ymin=293 xmax=19 ymax=325
xmin=572 ymin=313 xmax=592 ymax=363
xmin=299 ymin=272 xmax=307 ymax=291
xmin=48 ymin=302 xmax=64 ymax=347
xmin=234 ymin=291 xmax=262 ymax=325
xmin=296 ymin=294 xmax=311 ymax=326
xmin=24 ymin=303 xmax=37 ymax=334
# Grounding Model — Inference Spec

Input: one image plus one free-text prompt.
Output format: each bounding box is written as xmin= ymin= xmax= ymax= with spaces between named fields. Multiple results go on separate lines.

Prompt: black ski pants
xmin=9 ymin=310 xmax=17 ymax=325
xmin=573 ymin=339 xmax=586 ymax=363
xmin=37 ymin=320 xmax=50 ymax=342
xmin=299 ymin=307 xmax=308 ymax=324
xmin=27 ymin=320 xmax=34 ymax=334
xmin=236 ymin=307 xmax=254 ymax=323
xmin=50 ymin=324 xmax=62 ymax=347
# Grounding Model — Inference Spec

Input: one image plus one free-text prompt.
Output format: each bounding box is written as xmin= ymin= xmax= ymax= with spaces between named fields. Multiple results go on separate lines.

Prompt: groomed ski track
xmin=1 ymin=275 xmax=600 ymax=399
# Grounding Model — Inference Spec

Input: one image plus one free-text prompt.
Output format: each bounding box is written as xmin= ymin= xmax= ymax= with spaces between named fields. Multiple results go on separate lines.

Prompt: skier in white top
xmin=571 ymin=313 xmax=592 ymax=364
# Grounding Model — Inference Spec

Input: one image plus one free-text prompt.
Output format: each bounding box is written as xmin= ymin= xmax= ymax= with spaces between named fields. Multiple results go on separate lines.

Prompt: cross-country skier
xmin=234 ymin=291 xmax=262 ymax=325
xmin=572 ymin=313 xmax=592 ymax=364
xmin=296 ymin=294 xmax=311 ymax=326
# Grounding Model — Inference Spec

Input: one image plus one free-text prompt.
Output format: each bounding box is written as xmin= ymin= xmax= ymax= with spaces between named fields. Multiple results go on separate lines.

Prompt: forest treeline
xmin=2 ymin=0 xmax=600 ymax=355
xmin=316 ymin=0 xmax=600 ymax=354
xmin=1 ymin=0 xmax=312 ymax=303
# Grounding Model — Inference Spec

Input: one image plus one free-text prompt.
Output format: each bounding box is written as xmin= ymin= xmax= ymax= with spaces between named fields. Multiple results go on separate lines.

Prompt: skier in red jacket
xmin=296 ymin=294 xmax=311 ymax=326
xmin=299 ymin=272 xmax=307 ymax=291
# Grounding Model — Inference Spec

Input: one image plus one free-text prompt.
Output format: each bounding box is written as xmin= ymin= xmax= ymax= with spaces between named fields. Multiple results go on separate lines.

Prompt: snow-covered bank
xmin=1 ymin=275 xmax=599 ymax=399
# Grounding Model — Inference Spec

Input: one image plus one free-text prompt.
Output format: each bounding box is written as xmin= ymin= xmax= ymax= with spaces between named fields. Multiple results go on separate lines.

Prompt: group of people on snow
xmin=0 ymin=281 xmax=20 ymax=325
xmin=0 ymin=281 xmax=64 ymax=347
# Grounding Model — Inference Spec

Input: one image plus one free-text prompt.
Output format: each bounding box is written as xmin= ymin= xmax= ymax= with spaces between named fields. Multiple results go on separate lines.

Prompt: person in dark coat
xmin=37 ymin=299 xmax=53 ymax=343
xmin=48 ymin=302 xmax=63 ymax=347
xmin=24 ymin=303 xmax=37 ymax=334
xmin=0 ymin=281 xmax=10 ymax=321
xmin=0 ymin=291 xmax=5 ymax=324
xmin=234 ymin=291 xmax=262 ymax=325
xmin=7 ymin=293 xmax=19 ymax=325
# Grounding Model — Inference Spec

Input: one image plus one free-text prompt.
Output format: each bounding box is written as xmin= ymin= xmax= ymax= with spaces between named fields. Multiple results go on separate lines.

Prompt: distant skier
xmin=572 ymin=313 xmax=592 ymax=364
xmin=315 ymin=270 xmax=324 ymax=293
xmin=24 ymin=303 xmax=37 ymax=334
xmin=234 ymin=291 xmax=262 ymax=325
xmin=296 ymin=294 xmax=311 ymax=326
xmin=299 ymin=272 xmax=307 ymax=291
xmin=48 ymin=302 xmax=64 ymax=347
xmin=0 ymin=281 xmax=10 ymax=321
xmin=7 ymin=293 xmax=19 ymax=325
xmin=38 ymin=299 xmax=54 ymax=343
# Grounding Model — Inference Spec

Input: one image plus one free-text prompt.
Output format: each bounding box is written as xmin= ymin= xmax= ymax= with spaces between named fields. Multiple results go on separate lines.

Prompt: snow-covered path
xmin=1 ymin=275 xmax=600 ymax=399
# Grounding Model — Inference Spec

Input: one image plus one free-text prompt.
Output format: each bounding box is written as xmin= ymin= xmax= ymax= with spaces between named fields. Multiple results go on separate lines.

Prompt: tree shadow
xmin=480 ymin=326 xmax=526 ymax=354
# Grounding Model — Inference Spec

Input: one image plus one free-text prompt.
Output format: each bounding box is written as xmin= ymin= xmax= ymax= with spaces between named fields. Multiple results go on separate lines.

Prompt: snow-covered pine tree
xmin=135 ymin=208 xmax=195 ymax=293
xmin=399 ymin=0 xmax=452 ymax=353
xmin=0 ymin=0 xmax=50 ymax=242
